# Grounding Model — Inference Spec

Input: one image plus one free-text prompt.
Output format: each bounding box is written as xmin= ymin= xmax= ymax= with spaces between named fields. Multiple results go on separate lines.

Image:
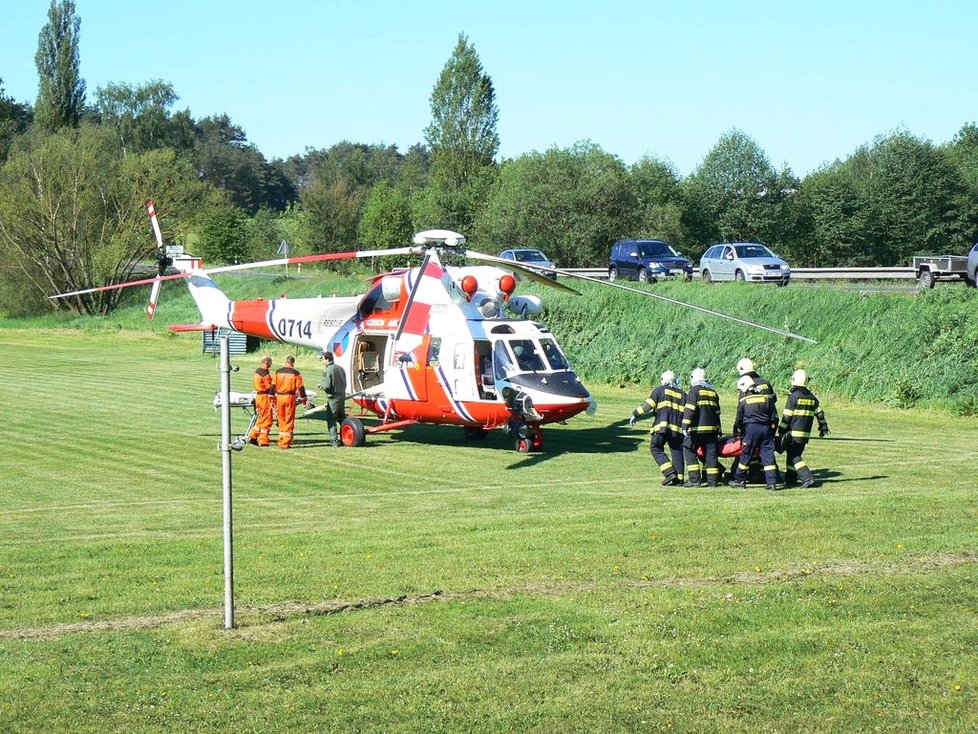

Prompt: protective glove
xmin=628 ymin=415 xmax=636 ymax=427
xmin=682 ymin=428 xmax=689 ymax=438
xmin=819 ymin=425 xmax=830 ymax=438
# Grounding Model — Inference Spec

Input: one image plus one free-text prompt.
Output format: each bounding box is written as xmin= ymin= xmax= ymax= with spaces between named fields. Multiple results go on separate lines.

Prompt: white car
xmin=499 ymin=248 xmax=557 ymax=280
xmin=699 ymin=242 xmax=791 ymax=286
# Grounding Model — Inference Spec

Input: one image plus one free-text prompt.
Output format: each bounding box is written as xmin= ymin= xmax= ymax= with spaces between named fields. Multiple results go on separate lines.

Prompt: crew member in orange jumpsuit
xmin=248 ymin=356 xmax=274 ymax=447
xmin=273 ymin=355 xmax=307 ymax=449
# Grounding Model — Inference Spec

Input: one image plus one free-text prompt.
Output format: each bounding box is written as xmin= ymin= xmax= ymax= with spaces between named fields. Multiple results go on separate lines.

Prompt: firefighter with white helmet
xmin=777 ymin=369 xmax=830 ymax=488
xmin=729 ymin=357 xmax=780 ymax=490
xmin=629 ymin=370 xmax=686 ymax=486
xmin=681 ymin=367 xmax=722 ymax=487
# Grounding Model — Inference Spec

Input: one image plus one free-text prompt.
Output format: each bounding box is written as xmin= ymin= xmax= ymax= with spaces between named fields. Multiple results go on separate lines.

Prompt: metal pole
xmin=219 ymin=335 xmax=235 ymax=629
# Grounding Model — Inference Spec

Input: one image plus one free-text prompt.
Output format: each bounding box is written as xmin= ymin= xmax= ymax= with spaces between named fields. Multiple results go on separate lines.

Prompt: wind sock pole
xmin=219 ymin=336 xmax=235 ymax=629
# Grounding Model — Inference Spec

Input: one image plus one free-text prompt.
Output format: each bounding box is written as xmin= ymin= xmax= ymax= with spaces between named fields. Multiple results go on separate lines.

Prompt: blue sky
xmin=2 ymin=1 xmax=976 ymax=176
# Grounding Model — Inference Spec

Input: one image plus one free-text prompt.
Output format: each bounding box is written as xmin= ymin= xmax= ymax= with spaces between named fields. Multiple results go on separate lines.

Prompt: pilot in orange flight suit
xmin=273 ymin=355 xmax=307 ymax=449
xmin=249 ymin=356 xmax=275 ymax=447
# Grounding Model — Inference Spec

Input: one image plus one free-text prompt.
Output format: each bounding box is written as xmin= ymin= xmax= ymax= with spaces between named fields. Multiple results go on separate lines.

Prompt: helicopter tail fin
xmin=185 ymin=271 xmax=232 ymax=329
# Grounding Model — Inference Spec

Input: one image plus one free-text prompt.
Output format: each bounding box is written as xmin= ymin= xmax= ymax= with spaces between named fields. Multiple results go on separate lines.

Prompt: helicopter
xmin=52 ymin=201 xmax=814 ymax=452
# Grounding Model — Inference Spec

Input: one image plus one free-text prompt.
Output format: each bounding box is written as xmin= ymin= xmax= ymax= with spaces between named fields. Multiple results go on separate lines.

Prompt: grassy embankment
xmin=0 ymin=275 xmax=976 ymax=732
xmin=8 ymin=270 xmax=977 ymax=411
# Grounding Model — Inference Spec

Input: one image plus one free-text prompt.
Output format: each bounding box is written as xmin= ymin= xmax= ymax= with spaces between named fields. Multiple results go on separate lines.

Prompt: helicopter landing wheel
xmin=340 ymin=416 xmax=366 ymax=447
xmin=515 ymin=438 xmax=531 ymax=453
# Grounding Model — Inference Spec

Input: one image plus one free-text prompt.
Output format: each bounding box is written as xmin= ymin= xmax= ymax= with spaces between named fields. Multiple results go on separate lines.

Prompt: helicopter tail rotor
xmin=145 ymin=200 xmax=173 ymax=320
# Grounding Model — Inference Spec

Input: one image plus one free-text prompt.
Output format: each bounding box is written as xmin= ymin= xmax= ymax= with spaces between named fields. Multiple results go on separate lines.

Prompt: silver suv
xmin=699 ymin=242 xmax=791 ymax=286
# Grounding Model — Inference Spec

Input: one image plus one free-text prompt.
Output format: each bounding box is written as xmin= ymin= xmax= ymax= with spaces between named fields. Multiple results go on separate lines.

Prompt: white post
xmin=219 ymin=336 xmax=235 ymax=629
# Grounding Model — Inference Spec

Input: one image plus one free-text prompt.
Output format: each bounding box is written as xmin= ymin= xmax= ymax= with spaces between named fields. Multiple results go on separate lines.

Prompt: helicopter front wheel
xmin=340 ymin=416 xmax=366 ymax=447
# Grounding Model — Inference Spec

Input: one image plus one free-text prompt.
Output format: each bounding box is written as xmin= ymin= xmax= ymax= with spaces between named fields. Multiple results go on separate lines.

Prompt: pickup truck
xmin=912 ymin=254 xmax=974 ymax=288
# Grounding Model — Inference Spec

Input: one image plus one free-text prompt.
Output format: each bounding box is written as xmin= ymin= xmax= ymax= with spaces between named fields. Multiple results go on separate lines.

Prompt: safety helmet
xmin=660 ymin=370 xmax=676 ymax=386
xmin=791 ymin=369 xmax=808 ymax=387
xmin=691 ymin=367 xmax=707 ymax=383
xmin=736 ymin=357 xmax=755 ymax=376
xmin=737 ymin=375 xmax=754 ymax=393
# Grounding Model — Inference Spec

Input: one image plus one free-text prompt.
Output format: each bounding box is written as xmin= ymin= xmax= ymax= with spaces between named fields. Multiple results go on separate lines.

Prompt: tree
xmin=797 ymin=163 xmax=871 ymax=266
xmin=95 ymin=80 xmax=195 ymax=155
xmin=0 ymin=79 xmax=33 ymax=164
xmin=627 ymin=156 xmax=689 ymax=247
xmin=862 ymin=132 xmax=967 ymax=264
xmin=0 ymin=125 xmax=208 ymax=315
xmin=34 ymin=0 xmax=85 ymax=133
xmin=424 ymin=33 xmax=499 ymax=231
xmin=359 ymin=181 xmax=412 ymax=249
xmin=194 ymin=114 xmax=295 ymax=213
xmin=683 ymin=130 xmax=801 ymax=257
xmin=476 ymin=142 xmax=634 ymax=267
xmin=197 ymin=205 xmax=250 ymax=265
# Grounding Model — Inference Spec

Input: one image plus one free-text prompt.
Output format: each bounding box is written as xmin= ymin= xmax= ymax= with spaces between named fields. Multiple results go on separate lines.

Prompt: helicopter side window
xmin=540 ymin=338 xmax=568 ymax=370
xmin=510 ymin=339 xmax=546 ymax=372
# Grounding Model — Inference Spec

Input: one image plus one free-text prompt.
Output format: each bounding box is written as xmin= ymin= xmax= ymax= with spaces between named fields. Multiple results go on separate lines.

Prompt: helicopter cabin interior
xmin=352 ymin=336 xmax=387 ymax=392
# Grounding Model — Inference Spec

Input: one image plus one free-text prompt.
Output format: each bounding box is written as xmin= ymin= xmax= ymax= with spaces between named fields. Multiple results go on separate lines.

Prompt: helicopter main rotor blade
xmin=49 ymin=246 xmax=419 ymax=300
xmin=554 ymin=270 xmax=818 ymax=344
xmin=464 ymin=250 xmax=581 ymax=294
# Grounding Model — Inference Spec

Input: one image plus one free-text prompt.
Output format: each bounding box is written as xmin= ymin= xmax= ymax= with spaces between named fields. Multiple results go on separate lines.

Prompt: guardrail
xmin=559 ymin=267 xmax=917 ymax=281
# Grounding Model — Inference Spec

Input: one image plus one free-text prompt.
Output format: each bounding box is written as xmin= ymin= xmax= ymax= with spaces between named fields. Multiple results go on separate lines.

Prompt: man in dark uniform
xmin=729 ymin=368 xmax=780 ymax=490
xmin=681 ymin=367 xmax=722 ymax=487
xmin=630 ymin=370 xmax=686 ymax=486
xmin=778 ymin=369 xmax=830 ymax=488
xmin=320 ymin=351 xmax=348 ymax=447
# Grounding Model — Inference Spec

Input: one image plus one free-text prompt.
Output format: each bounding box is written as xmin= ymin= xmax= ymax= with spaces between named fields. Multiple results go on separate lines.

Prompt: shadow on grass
xmin=812 ymin=469 xmax=888 ymax=484
xmin=818 ymin=436 xmax=894 ymax=443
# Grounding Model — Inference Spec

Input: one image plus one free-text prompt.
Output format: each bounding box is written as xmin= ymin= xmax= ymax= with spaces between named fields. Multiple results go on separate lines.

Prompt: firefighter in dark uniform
xmin=681 ymin=367 xmax=722 ymax=487
xmin=730 ymin=357 xmax=779 ymax=479
xmin=729 ymin=370 xmax=780 ymax=490
xmin=777 ymin=369 xmax=830 ymax=488
xmin=629 ymin=370 xmax=686 ymax=486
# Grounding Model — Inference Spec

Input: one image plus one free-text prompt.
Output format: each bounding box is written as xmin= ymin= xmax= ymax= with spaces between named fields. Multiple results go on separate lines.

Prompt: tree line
xmin=1 ymin=1 xmax=977 ymax=316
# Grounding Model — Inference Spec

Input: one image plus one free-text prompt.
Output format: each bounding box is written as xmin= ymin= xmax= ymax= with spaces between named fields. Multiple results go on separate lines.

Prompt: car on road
xmin=699 ymin=242 xmax=791 ymax=286
xmin=968 ymin=241 xmax=978 ymax=286
xmin=499 ymin=248 xmax=557 ymax=280
xmin=608 ymin=239 xmax=693 ymax=282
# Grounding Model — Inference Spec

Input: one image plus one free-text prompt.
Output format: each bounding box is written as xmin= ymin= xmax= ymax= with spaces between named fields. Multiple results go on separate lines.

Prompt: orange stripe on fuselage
xmin=230 ymin=299 xmax=276 ymax=340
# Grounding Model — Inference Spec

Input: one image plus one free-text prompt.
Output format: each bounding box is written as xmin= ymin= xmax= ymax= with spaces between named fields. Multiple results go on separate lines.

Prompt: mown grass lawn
xmin=1 ymin=328 xmax=976 ymax=732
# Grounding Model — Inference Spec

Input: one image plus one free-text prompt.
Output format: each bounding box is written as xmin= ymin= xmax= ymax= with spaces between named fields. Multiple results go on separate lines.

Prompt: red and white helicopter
xmin=52 ymin=202 xmax=814 ymax=452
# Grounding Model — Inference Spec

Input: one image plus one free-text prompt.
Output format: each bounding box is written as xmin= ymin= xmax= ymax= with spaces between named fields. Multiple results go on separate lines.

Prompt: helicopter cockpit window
xmin=509 ymin=339 xmax=546 ymax=372
xmin=493 ymin=340 xmax=515 ymax=379
xmin=540 ymin=338 xmax=568 ymax=370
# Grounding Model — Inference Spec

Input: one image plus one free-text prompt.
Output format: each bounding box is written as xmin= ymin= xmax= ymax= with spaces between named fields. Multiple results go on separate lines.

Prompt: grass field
xmin=1 ymin=328 xmax=976 ymax=732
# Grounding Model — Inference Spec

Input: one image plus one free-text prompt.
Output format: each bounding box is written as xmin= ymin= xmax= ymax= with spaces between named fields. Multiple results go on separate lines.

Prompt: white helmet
xmin=791 ymin=369 xmax=808 ymax=387
xmin=660 ymin=370 xmax=676 ymax=386
xmin=737 ymin=375 xmax=754 ymax=393
xmin=691 ymin=367 xmax=706 ymax=383
xmin=736 ymin=357 xmax=755 ymax=376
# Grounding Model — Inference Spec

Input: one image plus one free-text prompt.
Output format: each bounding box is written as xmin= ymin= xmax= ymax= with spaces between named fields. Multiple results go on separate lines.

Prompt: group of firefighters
xmin=247 ymin=353 xmax=347 ymax=449
xmin=629 ymin=358 xmax=830 ymax=491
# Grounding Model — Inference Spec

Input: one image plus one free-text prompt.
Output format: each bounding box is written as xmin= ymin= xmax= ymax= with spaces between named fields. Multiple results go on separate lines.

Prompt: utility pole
xmin=219 ymin=336 xmax=236 ymax=629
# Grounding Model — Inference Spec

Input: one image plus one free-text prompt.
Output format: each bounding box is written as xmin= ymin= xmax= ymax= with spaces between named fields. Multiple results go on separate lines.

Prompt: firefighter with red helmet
xmin=777 ymin=369 xmax=830 ymax=488
xmin=273 ymin=355 xmax=307 ymax=449
xmin=729 ymin=360 xmax=780 ymax=490
xmin=681 ymin=367 xmax=722 ymax=487
xmin=248 ymin=356 xmax=275 ymax=447
xmin=630 ymin=370 xmax=686 ymax=486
